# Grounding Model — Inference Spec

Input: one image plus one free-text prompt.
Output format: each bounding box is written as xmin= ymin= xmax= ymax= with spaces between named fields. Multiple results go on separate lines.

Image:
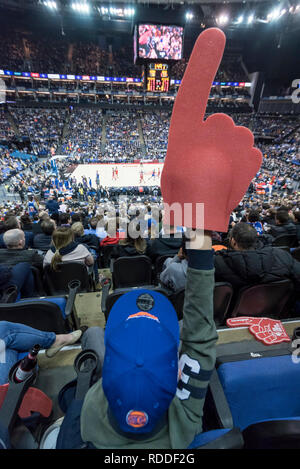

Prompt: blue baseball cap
xmin=102 ymin=289 xmax=180 ymax=435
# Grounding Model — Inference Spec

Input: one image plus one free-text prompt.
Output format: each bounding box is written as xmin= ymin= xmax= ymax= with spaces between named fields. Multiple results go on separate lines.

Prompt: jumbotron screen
xmin=137 ymin=24 xmax=183 ymax=61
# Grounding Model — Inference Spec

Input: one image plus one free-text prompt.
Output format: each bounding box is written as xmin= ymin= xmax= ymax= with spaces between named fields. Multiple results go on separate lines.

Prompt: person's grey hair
xmin=3 ymin=229 xmax=24 ymax=248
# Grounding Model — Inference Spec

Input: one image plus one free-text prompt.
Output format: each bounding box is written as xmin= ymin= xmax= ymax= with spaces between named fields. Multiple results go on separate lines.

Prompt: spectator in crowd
xmin=32 ymin=211 xmax=51 ymax=236
xmin=58 ymin=227 xmax=217 ymax=449
xmin=84 ymin=216 xmax=107 ymax=241
xmin=20 ymin=214 xmax=33 ymax=232
xmin=111 ymin=224 xmax=147 ymax=259
xmin=0 ymin=321 xmax=82 ymax=385
xmin=43 ymin=227 xmax=94 ymax=271
xmin=71 ymin=222 xmax=99 ymax=250
xmin=214 ymin=223 xmax=300 ymax=291
xmin=0 ymin=216 xmax=33 ymax=249
xmin=246 ymin=210 xmax=264 ymax=235
xmin=159 ymin=245 xmax=188 ymax=292
xmin=269 ymin=210 xmax=297 ymax=239
xmin=0 ymin=263 xmax=36 ymax=299
xmin=46 ymin=196 xmax=59 ymax=216
xmin=0 ymin=229 xmax=43 ymax=269
xmin=59 ymin=212 xmax=71 ymax=227
xmin=100 ymin=218 xmax=125 ymax=247
xmin=262 ymin=207 xmax=276 ymax=226
xmin=33 ymin=219 xmax=55 ymax=251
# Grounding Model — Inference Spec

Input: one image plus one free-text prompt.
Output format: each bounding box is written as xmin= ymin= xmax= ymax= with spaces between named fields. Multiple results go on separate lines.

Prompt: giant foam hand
xmin=227 ymin=317 xmax=291 ymax=346
xmin=160 ymin=28 xmax=262 ymax=232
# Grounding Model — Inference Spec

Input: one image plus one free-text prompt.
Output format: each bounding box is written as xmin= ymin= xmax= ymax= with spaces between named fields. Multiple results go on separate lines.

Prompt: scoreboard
xmin=146 ymin=63 xmax=169 ymax=92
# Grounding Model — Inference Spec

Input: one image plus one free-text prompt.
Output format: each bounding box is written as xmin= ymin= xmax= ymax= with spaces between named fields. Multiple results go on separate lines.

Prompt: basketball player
xmin=96 ymin=171 xmax=100 ymax=188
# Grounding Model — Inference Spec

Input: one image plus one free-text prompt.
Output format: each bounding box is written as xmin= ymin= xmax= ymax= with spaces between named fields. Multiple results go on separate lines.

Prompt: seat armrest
xmin=195 ymin=427 xmax=244 ymax=449
xmin=243 ymin=419 xmax=300 ymax=449
xmin=101 ymin=279 xmax=112 ymax=317
xmin=206 ymin=368 xmax=234 ymax=429
xmin=64 ymin=280 xmax=81 ymax=318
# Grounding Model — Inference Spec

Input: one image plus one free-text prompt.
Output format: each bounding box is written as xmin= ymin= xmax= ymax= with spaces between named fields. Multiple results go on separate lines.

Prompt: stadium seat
xmin=188 ymin=427 xmax=244 ymax=449
xmin=111 ymin=255 xmax=153 ymax=289
xmin=169 ymin=282 xmax=233 ymax=325
xmin=169 ymin=288 xmax=185 ymax=321
xmin=229 ymin=280 xmax=294 ymax=319
xmin=44 ymin=262 xmax=94 ymax=295
xmin=154 ymin=254 xmax=173 ymax=284
xmin=31 ymin=266 xmax=47 ymax=296
xmin=213 ymin=283 xmax=234 ymax=326
xmin=0 ymin=360 xmax=39 ymax=449
xmin=205 ymin=341 xmax=300 ymax=449
xmin=291 ymin=247 xmax=300 ymax=262
xmin=272 ymin=234 xmax=298 ymax=248
xmin=0 ymin=280 xmax=80 ymax=333
xmin=100 ymin=245 xmax=116 ymax=268
xmin=0 ymin=285 xmax=18 ymax=304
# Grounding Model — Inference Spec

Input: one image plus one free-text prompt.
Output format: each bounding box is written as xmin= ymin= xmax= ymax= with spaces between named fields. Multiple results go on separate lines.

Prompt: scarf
xmin=50 ymin=241 xmax=79 ymax=256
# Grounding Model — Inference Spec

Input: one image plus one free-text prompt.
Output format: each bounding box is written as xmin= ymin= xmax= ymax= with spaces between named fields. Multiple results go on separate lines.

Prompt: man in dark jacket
xmin=214 ymin=223 xmax=300 ymax=291
xmin=32 ymin=211 xmax=51 ymax=236
xmin=46 ymin=196 xmax=60 ymax=216
xmin=33 ymin=220 xmax=55 ymax=251
xmin=269 ymin=210 xmax=297 ymax=239
xmin=0 ymin=229 xmax=43 ymax=270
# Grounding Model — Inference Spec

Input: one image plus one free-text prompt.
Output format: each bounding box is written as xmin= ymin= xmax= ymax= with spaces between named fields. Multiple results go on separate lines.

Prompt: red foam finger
xmin=170 ymin=28 xmax=226 ymax=135
xmin=249 ymin=324 xmax=291 ymax=345
xmin=161 ymin=28 xmax=262 ymax=232
xmin=226 ymin=317 xmax=257 ymax=328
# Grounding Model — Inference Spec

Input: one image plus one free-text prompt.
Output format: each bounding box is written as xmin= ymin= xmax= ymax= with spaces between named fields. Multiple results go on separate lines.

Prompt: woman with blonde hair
xmin=43 ymin=227 xmax=94 ymax=271
xmin=111 ymin=223 xmax=148 ymax=259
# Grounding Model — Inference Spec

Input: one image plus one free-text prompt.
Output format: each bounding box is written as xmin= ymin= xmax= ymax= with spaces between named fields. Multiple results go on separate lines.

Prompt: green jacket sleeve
xmin=168 ymin=250 xmax=218 ymax=447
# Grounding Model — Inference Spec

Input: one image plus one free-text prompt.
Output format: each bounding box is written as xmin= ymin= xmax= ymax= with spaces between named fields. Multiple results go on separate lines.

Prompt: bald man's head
xmin=3 ymin=229 xmax=26 ymax=249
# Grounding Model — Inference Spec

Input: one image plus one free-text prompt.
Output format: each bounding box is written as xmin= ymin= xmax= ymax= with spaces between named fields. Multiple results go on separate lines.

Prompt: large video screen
xmin=138 ymin=24 xmax=183 ymax=61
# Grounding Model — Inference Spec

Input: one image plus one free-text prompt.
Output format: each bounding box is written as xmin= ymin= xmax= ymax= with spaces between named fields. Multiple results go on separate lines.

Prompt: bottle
xmin=14 ymin=344 xmax=41 ymax=383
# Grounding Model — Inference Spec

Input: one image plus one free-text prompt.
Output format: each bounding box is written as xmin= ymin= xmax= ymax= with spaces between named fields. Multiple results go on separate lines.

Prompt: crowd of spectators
xmin=141 ymin=111 xmax=170 ymax=159
xmin=0 ymin=147 xmax=33 ymax=185
xmin=1 ymin=28 xmax=250 ymax=85
xmin=0 ymin=149 xmax=299 ymax=298
xmin=1 ymin=24 xmax=300 ymax=452
xmin=1 ymin=106 xmax=299 ymax=165
xmin=0 ymin=110 xmax=15 ymax=140
xmin=103 ymin=110 xmax=141 ymax=160
xmin=0 ymin=101 xmax=299 ymax=450
xmin=10 ymin=108 xmax=67 ymax=156
xmin=171 ymin=54 xmax=248 ymax=82
xmin=61 ymin=109 xmax=103 ymax=160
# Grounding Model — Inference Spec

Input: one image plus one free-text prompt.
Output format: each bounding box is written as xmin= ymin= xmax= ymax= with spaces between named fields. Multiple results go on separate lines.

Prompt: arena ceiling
xmin=1 ymin=0 xmax=300 ymax=82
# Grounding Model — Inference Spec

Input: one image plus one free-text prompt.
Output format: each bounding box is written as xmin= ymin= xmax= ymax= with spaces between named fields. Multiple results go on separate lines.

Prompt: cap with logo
xmin=102 ymin=289 xmax=180 ymax=435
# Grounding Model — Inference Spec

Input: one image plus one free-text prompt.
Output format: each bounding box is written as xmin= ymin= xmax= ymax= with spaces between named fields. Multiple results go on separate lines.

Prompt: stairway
xmin=136 ymin=114 xmax=147 ymax=158
xmin=5 ymin=108 xmax=19 ymax=136
xmin=56 ymin=111 xmax=71 ymax=154
xmin=101 ymin=113 xmax=107 ymax=154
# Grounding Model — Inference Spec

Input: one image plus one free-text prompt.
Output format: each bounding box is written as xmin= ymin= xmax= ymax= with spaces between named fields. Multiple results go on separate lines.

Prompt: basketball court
xmin=70 ymin=162 xmax=164 ymax=187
